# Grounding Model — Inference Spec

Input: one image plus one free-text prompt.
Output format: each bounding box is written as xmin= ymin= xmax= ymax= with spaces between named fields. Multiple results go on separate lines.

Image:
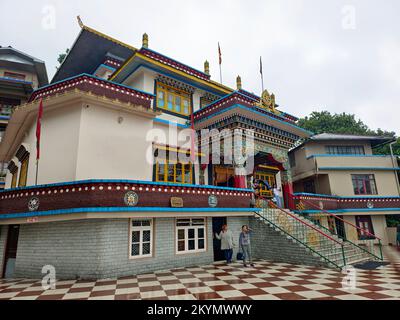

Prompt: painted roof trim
xmin=0 ymin=207 xmax=259 ymax=220
xmin=307 ymin=154 xmax=391 ymax=159
xmin=294 ymin=208 xmax=400 ymax=214
xmin=293 ymin=192 xmax=400 ymax=200
xmin=318 ymin=167 xmax=400 ymax=171
xmin=1 ymin=179 xmax=254 ymax=193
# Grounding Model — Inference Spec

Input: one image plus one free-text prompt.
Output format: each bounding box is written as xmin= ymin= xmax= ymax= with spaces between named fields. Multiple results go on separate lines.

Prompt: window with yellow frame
xmin=156 ymin=161 xmax=193 ymax=184
xmin=18 ymin=156 xmax=29 ymax=187
xmin=254 ymin=172 xmax=276 ymax=197
xmin=156 ymin=82 xmax=191 ymax=116
xmin=11 ymin=171 xmax=18 ymax=188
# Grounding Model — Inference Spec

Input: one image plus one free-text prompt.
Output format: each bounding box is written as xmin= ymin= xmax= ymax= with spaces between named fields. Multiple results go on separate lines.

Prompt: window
xmin=130 ymin=219 xmax=153 ymax=258
xmin=18 ymin=156 xmax=29 ymax=187
xmin=303 ymin=179 xmax=316 ymax=194
xmin=200 ymin=97 xmax=213 ymax=109
xmin=11 ymin=171 xmax=18 ymax=188
xmin=255 ymin=172 xmax=276 ymax=197
xmin=156 ymin=161 xmax=193 ymax=184
xmin=156 ymin=82 xmax=191 ymax=116
xmin=352 ymin=174 xmax=377 ymax=195
xmin=4 ymin=72 xmax=26 ymax=81
xmin=326 ymin=145 xmax=365 ymax=155
xmin=176 ymin=218 xmax=206 ymax=254
xmin=355 ymin=216 xmax=375 ymax=240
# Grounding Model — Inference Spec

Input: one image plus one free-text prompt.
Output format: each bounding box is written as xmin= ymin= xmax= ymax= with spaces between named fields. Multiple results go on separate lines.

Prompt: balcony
xmin=0 ymin=180 xmax=255 ymax=221
xmin=293 ymin=193 xmax=400 ymax=214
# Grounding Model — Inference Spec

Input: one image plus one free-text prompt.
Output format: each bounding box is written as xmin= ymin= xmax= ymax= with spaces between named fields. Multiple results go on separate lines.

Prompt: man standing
xmin=239 ymin=225 xmax=255 ymax=267
xmin=215 ymin=225 xmax=235 ymax=264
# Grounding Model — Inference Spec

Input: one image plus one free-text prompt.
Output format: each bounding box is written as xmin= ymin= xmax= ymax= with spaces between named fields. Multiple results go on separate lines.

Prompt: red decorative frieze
xmin=0 ymin=181 xmax=253 ymax=218
xmin=140 ymin=48 xmax=211 ymax=81
xmin=28 ymin=74 xmax=155 ymax=108
xmin=293 ymin=193 xmax=400 ymax=212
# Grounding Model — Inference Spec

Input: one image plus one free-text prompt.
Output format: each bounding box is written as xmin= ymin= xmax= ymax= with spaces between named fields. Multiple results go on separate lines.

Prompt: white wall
xmin=75 ymin=103 xmax=154 ymax=181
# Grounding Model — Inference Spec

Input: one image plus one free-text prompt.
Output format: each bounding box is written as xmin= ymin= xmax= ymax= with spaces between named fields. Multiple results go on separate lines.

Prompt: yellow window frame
xmin=18 ymin=157 xmax=29 ymax=187
xmin=156 ymin=82 xmax=192 ymax=116
xmin=11 ymin=171 xmax=18 ymax=188
xmin=155 ymin=161 xmax=193 ymax=184
xmin=255 ymin=172 xmax=276 ymax=197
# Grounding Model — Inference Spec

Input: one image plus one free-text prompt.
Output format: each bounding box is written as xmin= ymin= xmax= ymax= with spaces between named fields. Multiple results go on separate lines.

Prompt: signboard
xmin=171 ymin=197 xmax=184 ymax=208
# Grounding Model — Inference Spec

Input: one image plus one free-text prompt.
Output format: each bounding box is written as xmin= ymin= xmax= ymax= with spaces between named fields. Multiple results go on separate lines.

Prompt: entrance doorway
xmin=335 ymin=216 xmax=346 ymax=240
xmin=212 ymin=217 xmax=227 ymax=262
xmin=2 ymin=225 xmax=20 ymax=278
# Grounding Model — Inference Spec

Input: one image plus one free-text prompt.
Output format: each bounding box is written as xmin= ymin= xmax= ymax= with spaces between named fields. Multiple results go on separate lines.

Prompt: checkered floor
xmin=1 ymin=247 xmax=400 ymax=300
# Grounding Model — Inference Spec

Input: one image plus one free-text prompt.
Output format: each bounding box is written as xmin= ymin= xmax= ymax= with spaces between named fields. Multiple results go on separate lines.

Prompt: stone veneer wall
xmin=13 ymin=217 xmax=220 ymax=279
xmin=0 ymin=226 xmax=8 ymax=275
xmin=249 ymin=217 xmax=329 ymax=268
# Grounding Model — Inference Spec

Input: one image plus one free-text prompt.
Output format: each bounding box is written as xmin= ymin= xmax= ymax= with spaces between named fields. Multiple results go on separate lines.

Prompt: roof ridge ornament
xmin=256 ymin=89 xmax=280 ymax=115
xmin=77 ymin=15 xmax=84 ymax=28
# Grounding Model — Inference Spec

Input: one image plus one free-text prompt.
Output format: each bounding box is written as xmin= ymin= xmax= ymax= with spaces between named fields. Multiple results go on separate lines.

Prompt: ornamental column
xmin=233 ymin=129 xmax=247 ymax=189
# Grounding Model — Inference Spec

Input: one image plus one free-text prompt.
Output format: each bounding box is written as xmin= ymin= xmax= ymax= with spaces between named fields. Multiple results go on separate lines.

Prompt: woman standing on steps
xmin=215 ymin=224 xmax=235 ymax=264
xmin=239 ymin=225 xmax=255 ymax=267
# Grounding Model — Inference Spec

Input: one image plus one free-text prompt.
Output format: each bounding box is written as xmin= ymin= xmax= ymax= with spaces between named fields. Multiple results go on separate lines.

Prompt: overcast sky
xmin=1 ymin=0 xmax=399 ymax=134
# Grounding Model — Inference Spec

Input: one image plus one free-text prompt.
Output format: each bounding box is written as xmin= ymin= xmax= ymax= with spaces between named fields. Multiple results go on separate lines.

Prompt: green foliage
xmin=386 ymin=215 xmax=400 ymax=228
xmin=297 ymin=111 xmax=400 ymax=156
xmin=56 ymin=48 xmax=70 ymax=68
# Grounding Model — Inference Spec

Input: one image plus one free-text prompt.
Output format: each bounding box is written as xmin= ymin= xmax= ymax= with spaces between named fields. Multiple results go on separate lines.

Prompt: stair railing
xmin=255 ymin=198 xmax=347 ymax=269
xmin=290 ymin=193 xmax=383 ymax=261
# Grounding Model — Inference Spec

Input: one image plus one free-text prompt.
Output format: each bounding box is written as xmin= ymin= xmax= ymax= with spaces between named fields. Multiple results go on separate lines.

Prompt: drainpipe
xmin=389 ymin=141 xmax=400 ymax=196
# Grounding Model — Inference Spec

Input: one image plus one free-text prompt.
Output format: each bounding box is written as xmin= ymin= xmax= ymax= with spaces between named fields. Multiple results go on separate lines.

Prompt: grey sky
xmin=1 ymin=0 xmax=399 ymax=134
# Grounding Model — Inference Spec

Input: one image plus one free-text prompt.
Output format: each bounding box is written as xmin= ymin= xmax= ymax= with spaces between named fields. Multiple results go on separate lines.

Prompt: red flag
xmin=36 ymin=98 xmax=43 ymax=160
xmin=218 ymin=42 xmax=222 ymax=65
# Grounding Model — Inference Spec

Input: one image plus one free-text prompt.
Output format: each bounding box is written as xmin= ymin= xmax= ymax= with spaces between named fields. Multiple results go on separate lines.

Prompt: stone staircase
xmin=255 ymin=207 xmax=380 ymax=269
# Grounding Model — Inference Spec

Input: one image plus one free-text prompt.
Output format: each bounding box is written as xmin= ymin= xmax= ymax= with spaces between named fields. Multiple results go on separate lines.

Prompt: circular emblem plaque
xmin=124 ymin=191 xmax=139 ymax=207
xmin=208 ymin=195 xmax=218 ymax=208
xmin=28 ymin=197 xmax=40 ymax=212
xmin=367 ymin=201 xmax=374 ymax=209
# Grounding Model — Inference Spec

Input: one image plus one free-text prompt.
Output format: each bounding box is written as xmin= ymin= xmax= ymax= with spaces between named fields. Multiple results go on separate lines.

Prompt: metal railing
xmin=256 ymin=199 xmax=347 ymax=269
xmin=290 ymin=194 xmax=383 ymax=261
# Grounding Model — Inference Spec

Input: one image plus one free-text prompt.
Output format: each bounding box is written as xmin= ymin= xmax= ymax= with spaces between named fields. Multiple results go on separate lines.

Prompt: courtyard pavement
xmin=1 ymin=247 xmax=399 ymax=300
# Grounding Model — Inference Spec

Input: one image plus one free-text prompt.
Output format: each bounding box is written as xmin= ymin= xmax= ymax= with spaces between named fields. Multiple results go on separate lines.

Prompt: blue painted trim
xmin=119 ymin=64 xmax=225 ymax=97
xmin=293 ymin=192 xmax=400 ymax=200
xmin=32 ymin=73 xmax=155 ymax=98
xmin=294 ymin=208 xmax=400 ymax=214
xmin=318 ymin=167 xmax=400 ymax=171
xmin=93 ymin=64 xmax=116 ymax=75
xmin=153 ymin=118 xmax=190 ymax=129
xmin=0 ymin=116 xmax=10 ymax=120
xmin=0 ymin=77 xmax=33 ymax=85
xmin=307 ymin=154 xmax=391 ymax=159
xmin=196 ymin=103 xmax=313 ymax=135
xmin=0 ymin=207 xmax=259 ymax=220
xmin=1 ymin=179 xmax=253 ymax=193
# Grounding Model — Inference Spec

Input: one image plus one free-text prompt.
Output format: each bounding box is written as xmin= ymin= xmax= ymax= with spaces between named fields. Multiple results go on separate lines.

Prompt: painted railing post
xmin=341 ymin=244 xmax=347 ymax=267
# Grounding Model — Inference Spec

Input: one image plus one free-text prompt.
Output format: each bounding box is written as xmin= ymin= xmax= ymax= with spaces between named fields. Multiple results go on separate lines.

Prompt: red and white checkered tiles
xmin=1 ymin=253 xmax=399 ymax=301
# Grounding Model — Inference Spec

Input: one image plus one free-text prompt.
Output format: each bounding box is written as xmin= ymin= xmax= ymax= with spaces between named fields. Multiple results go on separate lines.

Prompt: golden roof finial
xmin=204 ymin=60 xmax=210 ymax=75
xmin=142 ymin=33 xmax=149 ymax=48
xmin=236 ymin=75 xmax=242 ymax=90
xmin=77 ymin=15 xmax=84 ymax=28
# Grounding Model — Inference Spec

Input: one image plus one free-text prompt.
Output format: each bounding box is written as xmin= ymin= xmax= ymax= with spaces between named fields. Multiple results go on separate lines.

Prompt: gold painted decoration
xmin=307 ymin=231 xmax=320 ymax=248
xmin=256 ymin=90 xmax=280 ymax=114
xmin=296 ymin=201 xmax=306 ymax=211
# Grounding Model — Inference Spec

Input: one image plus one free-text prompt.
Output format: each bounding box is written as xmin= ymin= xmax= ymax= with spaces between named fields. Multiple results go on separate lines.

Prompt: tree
xmin=56 ymin=48 xmax=70 ymax=68
xmin=297 ymin=111 xmax=400 ymax=155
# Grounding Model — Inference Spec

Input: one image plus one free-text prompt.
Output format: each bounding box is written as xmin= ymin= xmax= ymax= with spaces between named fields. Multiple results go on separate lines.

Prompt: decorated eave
xmin=29 ymin=73 xmax=155 ymax=108
xmin=192 ymin=91 xmax=311 ymax=138
xmin=140 ymin=48 xmax=211 ymax=81
xmin=111 ymin=49 xmax=231 ymax=96
xmin=0 ymin=180 xmax=255 ymax=222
